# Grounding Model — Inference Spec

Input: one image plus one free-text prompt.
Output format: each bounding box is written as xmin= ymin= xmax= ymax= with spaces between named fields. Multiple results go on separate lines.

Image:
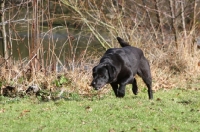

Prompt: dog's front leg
xmin=110 ymin=83 xmax=118 ymax=97
xmin=118 ymin=75 xmax=135 ymax=98
xmin=118 ymin=84 xmax=126 ymax=98
xmin=132 ymin=78 xmax=138 ymax=95
xmin=111 ymin=82 xmax=125 ymax=98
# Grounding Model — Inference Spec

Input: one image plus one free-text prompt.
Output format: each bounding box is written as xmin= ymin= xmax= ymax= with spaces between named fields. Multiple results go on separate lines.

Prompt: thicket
xmin=0 ymin=0 xmax=199 ymax=100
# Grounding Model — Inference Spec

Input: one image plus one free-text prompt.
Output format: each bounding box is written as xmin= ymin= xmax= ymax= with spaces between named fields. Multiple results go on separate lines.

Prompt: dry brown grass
xmin=148 ymin=44 xmax=200 ymax=91
xmin=1 ymin=39 xmax=200 ymax=97
xmin=62 ymin=37 xmax=200 ymax=94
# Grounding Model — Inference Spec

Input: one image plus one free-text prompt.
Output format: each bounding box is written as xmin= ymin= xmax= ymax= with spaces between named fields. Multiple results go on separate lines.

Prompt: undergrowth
xmin=0 ymin=44 xmax=200 ymax=100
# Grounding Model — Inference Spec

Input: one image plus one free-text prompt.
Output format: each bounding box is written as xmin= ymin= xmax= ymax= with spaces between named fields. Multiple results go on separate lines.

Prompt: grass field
xmin=0 ymin=88 xmax=200 ymax=132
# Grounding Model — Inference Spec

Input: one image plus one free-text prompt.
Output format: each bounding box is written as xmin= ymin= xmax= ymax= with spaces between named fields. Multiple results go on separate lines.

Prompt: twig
xmin=13 ymin=54 xmax=37 ymax=81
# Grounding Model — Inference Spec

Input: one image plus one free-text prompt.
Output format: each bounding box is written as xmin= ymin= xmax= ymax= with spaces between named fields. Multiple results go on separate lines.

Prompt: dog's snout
xmin=91 ymin=81 xmax=100 ymax=90
xmin=90 ymin=81 xmax=96 ymax=87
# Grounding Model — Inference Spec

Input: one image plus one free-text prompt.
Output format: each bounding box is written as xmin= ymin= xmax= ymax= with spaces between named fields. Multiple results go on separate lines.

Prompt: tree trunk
xmin=181 ymin=0 xmax=187 ymax=47
xmin=142 ymin=0 xmax=159 ymax=45
xmin=31 ymin=0 xmax=40 ymax=73
xmin=154 ymin=0 xmax=165 ymax=45
xmin=8 ymin=2 xmax=13 ymax=58
xmin=169 ymin=0 xmax=178 ymax=49
xmin=191 ymin=0 xmax=197 ymax=53
xmin=1 ymin=0 xmax=8 ymax=59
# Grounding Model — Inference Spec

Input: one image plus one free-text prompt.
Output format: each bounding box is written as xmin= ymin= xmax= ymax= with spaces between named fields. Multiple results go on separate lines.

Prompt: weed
xmin=54 ymin=75 xmax=70 ymax=87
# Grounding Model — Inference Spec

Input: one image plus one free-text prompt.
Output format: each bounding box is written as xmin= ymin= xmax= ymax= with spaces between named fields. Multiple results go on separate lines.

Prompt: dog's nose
xmin=92 ymin=82 xmax=96 ymax=86
xmin=90 ymin=81 xmax=96 ymax=87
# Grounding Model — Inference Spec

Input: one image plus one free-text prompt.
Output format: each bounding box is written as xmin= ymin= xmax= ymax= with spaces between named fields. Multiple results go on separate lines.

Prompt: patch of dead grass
xmin=0 ymin=43 xmax=199 ymax=97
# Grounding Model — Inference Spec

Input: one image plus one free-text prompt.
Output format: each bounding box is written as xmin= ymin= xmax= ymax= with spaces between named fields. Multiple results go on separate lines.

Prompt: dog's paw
xmin=117 ymin=92 xmax=125 ymax=98
xmin=132 ymin=88 xmax=138 ymax=95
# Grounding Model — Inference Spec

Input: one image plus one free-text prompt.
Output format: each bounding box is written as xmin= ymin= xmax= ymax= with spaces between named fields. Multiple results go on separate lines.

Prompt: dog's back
xmin=116 ymin=37 xmax=144 ymax=59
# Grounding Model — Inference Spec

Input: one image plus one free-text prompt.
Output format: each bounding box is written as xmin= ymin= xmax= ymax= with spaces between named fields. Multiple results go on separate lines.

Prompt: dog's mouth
xmin=94 ymin=86 xmax=102 ymax=90
xmin=93 ymin=85 xmax=104 ymax=90
xmin=94 ymin=87 xmax=100 ymax=90
xmin=91 ymin=83 xmax=105 ymax=90
xmin=90 ymin=80 xmax=107 ymax=90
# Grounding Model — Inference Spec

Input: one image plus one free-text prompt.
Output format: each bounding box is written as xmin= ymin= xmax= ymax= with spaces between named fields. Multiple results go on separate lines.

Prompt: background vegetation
xmin=0 ymin=0 xmax=200 ymax=98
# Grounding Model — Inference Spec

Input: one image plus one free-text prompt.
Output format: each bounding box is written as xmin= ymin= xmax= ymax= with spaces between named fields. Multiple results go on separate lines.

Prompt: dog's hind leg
xmin=138 ymin=72 xmax=153 ymax=99
xmin=142 ymin=76 xmax=153 ymax=100
xmin=132 ymin=78 xmax=138 ymax=95
xmin=137 ymin=58 xmax=153 ymax=99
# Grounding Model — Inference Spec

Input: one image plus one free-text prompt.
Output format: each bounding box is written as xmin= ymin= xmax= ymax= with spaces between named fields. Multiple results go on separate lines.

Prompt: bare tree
xmin=191 ymin=0 xmax=198 ymax=52
xmin=181 ymin=0 xmax=187 ymax=47
xmin=30 ymin=0 xmax=40 ymax=73
xmin=154 ymin=0 xmax=165 ymax=45
xmin=0 ymin=0 xmax=8 ymax=59
xmin=142 ymin=0 xmax=159 ymax=44
xmin=169 ymin=0 xmax=178 ymax=49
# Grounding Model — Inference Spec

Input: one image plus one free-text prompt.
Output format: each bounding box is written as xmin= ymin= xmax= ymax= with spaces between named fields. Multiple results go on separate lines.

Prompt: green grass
xmin=0 ymin=88 xmax=200 ymax=132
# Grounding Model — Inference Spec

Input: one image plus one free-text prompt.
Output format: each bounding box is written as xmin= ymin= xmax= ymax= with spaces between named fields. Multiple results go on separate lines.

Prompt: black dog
xmin=91 ymin=37 xmax=153 ymax=99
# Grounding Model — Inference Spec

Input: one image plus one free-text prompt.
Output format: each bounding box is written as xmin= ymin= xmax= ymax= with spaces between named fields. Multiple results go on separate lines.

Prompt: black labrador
xmin=91 ymin=37 xmax=153 ymax=99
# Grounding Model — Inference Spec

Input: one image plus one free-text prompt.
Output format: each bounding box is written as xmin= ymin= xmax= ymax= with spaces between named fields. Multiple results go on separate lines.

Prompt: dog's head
xmin=91 ymin=63 xmax=116 ymax=90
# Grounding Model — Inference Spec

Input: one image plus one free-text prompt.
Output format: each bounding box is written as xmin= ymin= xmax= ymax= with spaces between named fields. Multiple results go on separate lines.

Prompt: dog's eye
xmin=93 ymin=73 xmax=96 ymax=77
xmin=98 ymin=74 xmax=103 ymax=77
xmin=99 ymin=74 xmax=106 ymax=79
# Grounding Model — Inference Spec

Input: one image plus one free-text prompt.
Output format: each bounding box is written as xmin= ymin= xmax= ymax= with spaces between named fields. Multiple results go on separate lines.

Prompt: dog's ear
xmin=92 ymin=66 xmax=97 ymax=72
xmin=105 ymin=64 xmax=117 ymax=82
xmin=92 ymin=65 xmax=98 ymax=77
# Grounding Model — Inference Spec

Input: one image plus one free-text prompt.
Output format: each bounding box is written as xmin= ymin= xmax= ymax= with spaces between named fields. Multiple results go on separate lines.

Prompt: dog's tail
xmin=116 ymin=37 xmax=130 ymax=47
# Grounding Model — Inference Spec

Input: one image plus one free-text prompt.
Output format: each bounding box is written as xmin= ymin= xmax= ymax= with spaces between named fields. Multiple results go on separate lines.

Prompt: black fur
xmin=91 ymin=37 xmax=153 ymax=99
